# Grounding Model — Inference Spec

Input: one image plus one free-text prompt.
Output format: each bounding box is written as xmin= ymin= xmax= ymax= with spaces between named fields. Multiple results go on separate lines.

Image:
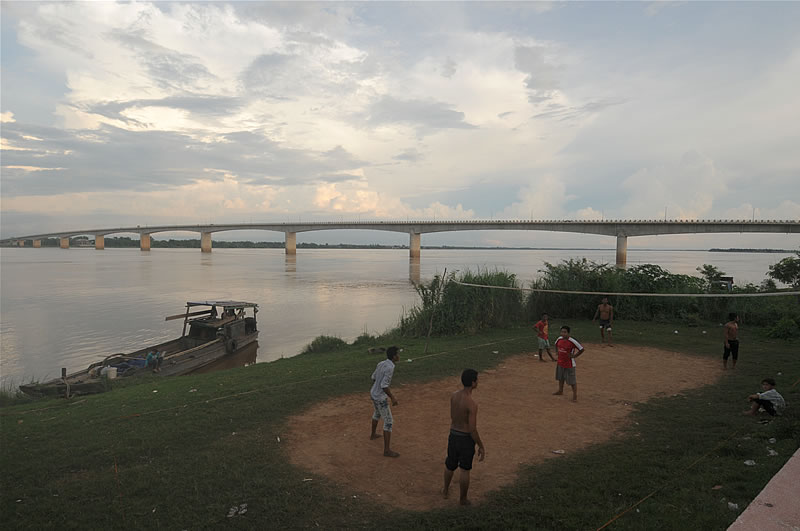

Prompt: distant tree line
xmin=3 ymin=236 xmax=407 ymax=249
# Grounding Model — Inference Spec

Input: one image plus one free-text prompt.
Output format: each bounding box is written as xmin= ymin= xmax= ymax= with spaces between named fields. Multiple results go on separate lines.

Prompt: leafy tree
xmin=696 ymin=264 xmax=725 ymax=291
xmin=767 ymin=251 xmax=800 ymax=288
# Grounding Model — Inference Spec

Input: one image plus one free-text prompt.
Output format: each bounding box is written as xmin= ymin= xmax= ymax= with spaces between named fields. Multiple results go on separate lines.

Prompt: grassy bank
xmin=2 ymin=321 xmax=798 ymax=530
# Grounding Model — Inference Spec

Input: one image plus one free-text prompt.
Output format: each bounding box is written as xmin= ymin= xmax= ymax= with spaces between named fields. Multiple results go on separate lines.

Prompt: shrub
xmin=766 ymin=316 xmax=799 ymax=339
xmin=301 ymin=335 xmax=348 ymax=354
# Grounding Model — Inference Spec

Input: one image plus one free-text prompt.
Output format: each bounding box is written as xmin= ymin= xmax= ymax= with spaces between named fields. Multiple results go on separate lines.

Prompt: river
xmin=0 ymin=247 xmax=794 ymax=386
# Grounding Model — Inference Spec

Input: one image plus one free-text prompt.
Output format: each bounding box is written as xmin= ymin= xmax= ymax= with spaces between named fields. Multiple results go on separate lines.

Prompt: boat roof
xmin=186 ymin=301 xmax=258 ymax=309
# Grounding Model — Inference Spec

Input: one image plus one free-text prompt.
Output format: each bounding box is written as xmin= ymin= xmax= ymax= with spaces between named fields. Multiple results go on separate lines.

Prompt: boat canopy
xmin=186 ymin=301 xmax=258 ymax=309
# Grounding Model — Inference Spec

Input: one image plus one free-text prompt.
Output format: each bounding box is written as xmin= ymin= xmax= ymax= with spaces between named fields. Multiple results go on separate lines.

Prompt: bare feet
xmin=460 ymin=498 xmax=471 ymax=506
xmin=384 ymin=450 xmax=400 ymax=458
xmin=370 ymin=433 xmax=381 ymax=440
xmin=552 ymin=391 xmax=563 ymax=395
xmin=441 ymin=487 xmax=449 ymax=499
xmin=572 ymin=397 xmax=578 ymax=402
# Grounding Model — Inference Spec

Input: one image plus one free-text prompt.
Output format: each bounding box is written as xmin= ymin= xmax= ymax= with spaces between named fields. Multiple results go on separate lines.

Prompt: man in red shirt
xmin=553 ymin=325 xmax=585 ymax=402
xmin=533 ymin=313 xmax=556 ymax=362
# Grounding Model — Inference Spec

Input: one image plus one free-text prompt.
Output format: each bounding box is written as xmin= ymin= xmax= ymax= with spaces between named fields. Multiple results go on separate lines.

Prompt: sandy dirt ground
xmin=286 ymin=343 xmax=719 ymax=511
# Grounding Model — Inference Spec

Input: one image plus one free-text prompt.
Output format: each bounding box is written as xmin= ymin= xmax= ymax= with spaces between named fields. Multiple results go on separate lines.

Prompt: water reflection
xmin=285 ymin=254 xmax=297 ymax=273
xmin=190 ymin=341 xmax=258 ymax=374
xmin=409 ymin=257 xmax=420 ymax=285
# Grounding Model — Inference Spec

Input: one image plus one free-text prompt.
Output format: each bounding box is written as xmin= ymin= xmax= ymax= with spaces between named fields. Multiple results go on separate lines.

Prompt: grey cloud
xmin=514 ymin=45 xmax=560 ymax=103
xmin=365 ymin=96 xmax=476 ymax=132
xmin=531 ymin=98 xmax=627 ymax=122
xmin=441 ymin=57 xmax=457 ymax=78
xmin=393 ymin=148 xmax=423 ymax=163
xmin=112 ymin=31 xmax=216 ymax=92
xmin=1 ymin=122 xmax=365 ymax=196
xmin=83 ymin=95 xmax=247 ymax=125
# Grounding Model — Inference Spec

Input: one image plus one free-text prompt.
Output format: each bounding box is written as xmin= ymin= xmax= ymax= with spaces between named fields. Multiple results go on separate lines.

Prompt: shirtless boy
xmin=442 ymin=369 xmax=485 ymax=506
xmin=593 ymin=297 xmax=614 ymax=345
xmin=723 ymin=313 xmax=740 ymax=369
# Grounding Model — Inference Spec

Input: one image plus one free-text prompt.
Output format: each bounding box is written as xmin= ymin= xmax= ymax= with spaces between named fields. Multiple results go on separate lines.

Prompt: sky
xmin=1 ymin=1 xmax=799 ymax=249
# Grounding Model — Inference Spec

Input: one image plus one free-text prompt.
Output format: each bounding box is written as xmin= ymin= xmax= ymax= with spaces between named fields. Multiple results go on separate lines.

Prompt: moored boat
xmin=20 ymin=301 xmax=259 ymax=397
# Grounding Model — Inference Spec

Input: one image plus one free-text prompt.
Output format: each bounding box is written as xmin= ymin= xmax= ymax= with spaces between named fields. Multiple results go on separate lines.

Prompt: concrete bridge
xmin=3 ymin=219 xmax=798 ymax=267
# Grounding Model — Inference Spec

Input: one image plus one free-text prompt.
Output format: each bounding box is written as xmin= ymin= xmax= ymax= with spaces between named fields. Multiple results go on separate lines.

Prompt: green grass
xmin=2 ymin=321 xmax=798 ymax=530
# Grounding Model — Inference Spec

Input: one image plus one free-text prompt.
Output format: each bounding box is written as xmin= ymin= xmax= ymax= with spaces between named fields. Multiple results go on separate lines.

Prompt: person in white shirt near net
xmin=369 ymin=346 xmax=401 ymax=457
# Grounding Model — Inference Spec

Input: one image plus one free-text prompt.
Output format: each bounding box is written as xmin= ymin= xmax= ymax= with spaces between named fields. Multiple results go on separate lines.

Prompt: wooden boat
xmin=19 ymin=301 xmax=259 ymax=397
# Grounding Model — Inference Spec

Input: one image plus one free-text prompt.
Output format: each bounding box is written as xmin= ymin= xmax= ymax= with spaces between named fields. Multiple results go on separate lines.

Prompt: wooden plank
xmin=165 ymin=309 xmax=213 ymax=321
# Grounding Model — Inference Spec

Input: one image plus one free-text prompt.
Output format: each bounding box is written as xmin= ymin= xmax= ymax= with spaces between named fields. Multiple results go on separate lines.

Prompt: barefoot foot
xmin=441 ymin=487 xmax=449 ymax=499
xmin=384 ymin=450 xmax=400 ymax=458
xmin=552 ymin=391 xmax=563 ymax=395
xmin=370 ymin=434 xmax=381 ymax=440
xmin=460 ymin=498 xmax=471 ymax=506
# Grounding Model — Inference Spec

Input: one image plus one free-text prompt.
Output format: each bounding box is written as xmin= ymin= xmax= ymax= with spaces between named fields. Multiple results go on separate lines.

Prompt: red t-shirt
xmin=534 ymin=320 xmax=548 ymax=339
xmin=554 ymin=336 xmax=583 ymax=368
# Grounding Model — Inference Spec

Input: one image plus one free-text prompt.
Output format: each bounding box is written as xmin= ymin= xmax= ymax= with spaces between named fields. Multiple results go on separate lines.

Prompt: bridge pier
xmin=616 ymin=234 xmax=627 ymax=268
xmin=201 ymin=232 xmax=212 ymax=253
xmin=33 ymin=239 xmax=41 ymax=248
xmin=285 ymin=232 xmax=296 ymax=255
xmin=409 ymin=233 xmax=421 ymax=258
xmin=95 ymin=235 xmax=104 ymax=250
xmin=140 ymin=233 xmax=151 ymax=251
xmin=60 ymin=237 xmax=69 ymax=249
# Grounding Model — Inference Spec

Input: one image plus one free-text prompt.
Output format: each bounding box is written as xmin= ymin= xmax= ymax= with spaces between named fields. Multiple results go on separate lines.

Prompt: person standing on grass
xmin=553 ymin=326 xmax=585 ymax=402
xmin=370 ymin=346 xmax=400 ymax=457
xmin=745 ymin=378 xmax=785 ymax=416
xmin=723 ymin=313 xmax=740 ymax=369
xmin=593 ymin=296 xmax=614 ymax=345
xmin=533 ymin=313 xmax=556 ymax=362
xmin=442 ymin=369 xmax=485 ymax=506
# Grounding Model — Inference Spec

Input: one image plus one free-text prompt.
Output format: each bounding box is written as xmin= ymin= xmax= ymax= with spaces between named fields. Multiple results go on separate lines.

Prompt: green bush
xmin=301 ymin=335 xmax=348 ymax=354
xmin=767 ymin=316 xmax=799 ymax=339
xmin=400 ymin=268 xmax=524 ymax=337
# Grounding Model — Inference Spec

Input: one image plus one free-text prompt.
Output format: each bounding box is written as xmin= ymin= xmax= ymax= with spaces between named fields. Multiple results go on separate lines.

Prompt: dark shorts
xmin=445 ymin=429 xmax=476 ymax=471
xmin=754 ymin=398 xmax=777 ymax=416
xmin=599 ymin=319 xmax=611 ymax=329
xmin=723 ymin=340 xmax=739 ymax=361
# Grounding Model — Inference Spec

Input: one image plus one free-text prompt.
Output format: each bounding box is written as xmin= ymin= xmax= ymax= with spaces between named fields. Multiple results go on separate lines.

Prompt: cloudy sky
xmin=1 ymin=1 xmax=798 ymax=249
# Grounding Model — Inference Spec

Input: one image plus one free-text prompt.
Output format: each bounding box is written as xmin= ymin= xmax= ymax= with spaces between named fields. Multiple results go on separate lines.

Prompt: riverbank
xmin=2 ymin=321 xmax=798 ymax=529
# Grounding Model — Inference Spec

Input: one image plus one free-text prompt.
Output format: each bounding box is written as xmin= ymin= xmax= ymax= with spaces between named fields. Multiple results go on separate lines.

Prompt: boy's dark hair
xmin=461 ymin=369 xmax=478 ymax=387
xmin=541 ymin=312 xmax=548 ymax=318
xmin=728 ymin=312 xmax=737 ymax=321
xmin=762 ymin=378 xmax=776 ymax=387
xmin=386 ymin=346 xmax=399 ymax=359
xmin=561 ymin=325 xmax=571 ymax=333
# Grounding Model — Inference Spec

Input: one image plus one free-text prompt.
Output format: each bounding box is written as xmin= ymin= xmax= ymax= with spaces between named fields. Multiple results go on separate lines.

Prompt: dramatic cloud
xmin=1 ymin=1 xmax=798 ymax=248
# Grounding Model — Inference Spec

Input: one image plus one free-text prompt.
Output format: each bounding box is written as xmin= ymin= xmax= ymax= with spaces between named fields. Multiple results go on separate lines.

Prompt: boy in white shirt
xmin=370 ymin=346 xmax=400 ymax=457
xmin=745 ymin=378 xmax=786 ymax=416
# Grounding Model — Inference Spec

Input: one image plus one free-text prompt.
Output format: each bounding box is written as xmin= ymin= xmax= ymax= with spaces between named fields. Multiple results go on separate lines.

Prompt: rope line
xmin=453 ymin=281 xmax=800 ymax=298
xmin=596 ymin=427 xmax=744 ymax=530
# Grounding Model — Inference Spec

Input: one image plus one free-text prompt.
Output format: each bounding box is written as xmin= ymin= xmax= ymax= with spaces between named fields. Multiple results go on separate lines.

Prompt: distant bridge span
xmin=3 ymin=219 xmax=798 ymax=267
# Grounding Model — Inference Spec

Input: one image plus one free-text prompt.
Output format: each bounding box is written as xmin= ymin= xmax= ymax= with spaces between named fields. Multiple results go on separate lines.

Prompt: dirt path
xmin=285 ymin=343 xmax=719 ymax=511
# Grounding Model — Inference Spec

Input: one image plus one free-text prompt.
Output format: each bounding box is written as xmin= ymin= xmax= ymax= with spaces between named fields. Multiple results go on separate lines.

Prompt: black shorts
xmin=754 ymin=398 xmax=777 ymax=416
xmin=723 ymin=340 xmax=739 ymax=361
xmin=445 ymin=429 xmax=476 ymax=471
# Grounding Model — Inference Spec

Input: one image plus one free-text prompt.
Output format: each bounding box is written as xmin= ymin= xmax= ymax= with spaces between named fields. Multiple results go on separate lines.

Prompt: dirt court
xmin=286 ymin=344 xmax=720 ymax=510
